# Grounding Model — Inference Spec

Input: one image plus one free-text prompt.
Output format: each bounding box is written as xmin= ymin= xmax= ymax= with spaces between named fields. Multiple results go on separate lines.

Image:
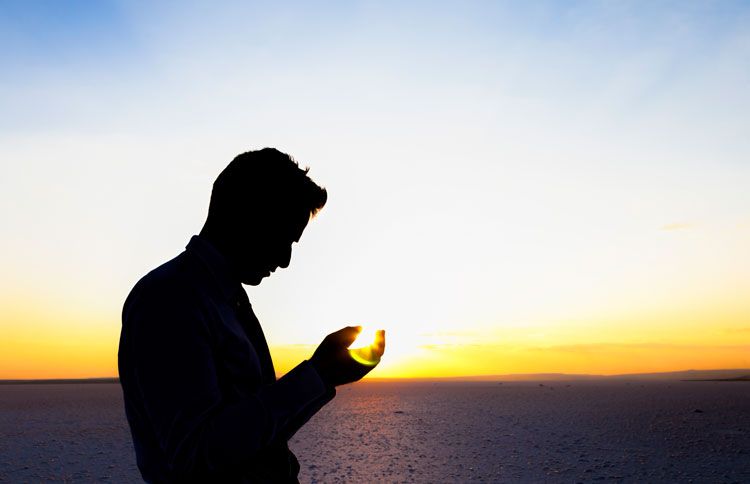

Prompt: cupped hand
xmin=310 ymin=326 xmax=386 ymax=387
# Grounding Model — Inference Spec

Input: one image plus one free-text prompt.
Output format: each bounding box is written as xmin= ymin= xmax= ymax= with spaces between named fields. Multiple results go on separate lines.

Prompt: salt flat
xmin=1 ymin=381 xmax=748 ymax=482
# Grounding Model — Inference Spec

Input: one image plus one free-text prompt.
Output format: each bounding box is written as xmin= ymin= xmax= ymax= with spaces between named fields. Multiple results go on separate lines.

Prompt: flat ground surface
xmin=1 ymin=381 xmax=748 ymax=482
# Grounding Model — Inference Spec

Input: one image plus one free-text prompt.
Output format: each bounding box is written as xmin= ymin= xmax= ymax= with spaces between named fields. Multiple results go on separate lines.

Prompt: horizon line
xmin=2 ymin=368 xmax=749 ymax=384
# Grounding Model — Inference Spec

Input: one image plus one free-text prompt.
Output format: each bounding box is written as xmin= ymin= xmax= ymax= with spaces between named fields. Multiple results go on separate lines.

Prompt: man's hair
xmin=206 ymin=148 xmax=327 ymax=224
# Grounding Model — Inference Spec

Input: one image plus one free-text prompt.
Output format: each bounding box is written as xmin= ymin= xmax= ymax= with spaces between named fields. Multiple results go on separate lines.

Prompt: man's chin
xmin=241 ymin=273 xmax=267 ymax=286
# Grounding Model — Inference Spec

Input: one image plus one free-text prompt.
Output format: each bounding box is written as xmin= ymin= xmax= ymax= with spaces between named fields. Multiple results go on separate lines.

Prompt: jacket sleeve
xmin=124 ymin=283 xmax=335 ymax=479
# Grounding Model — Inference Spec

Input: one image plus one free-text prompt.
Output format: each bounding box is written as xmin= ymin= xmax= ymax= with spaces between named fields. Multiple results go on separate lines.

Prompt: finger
xmin=331 ymin=325 xmax=362 ymax=347
xmin=373 ymin=329 xmax=385 ymax=357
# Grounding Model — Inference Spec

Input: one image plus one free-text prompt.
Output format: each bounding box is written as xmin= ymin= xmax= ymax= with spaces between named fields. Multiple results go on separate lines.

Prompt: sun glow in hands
xmin=348 ymin=327 xmax=386 ymax=367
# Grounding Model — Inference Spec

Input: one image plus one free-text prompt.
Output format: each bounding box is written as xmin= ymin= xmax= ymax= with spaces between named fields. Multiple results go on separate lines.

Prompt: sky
xmin=1 ymin=1 xmax=749 ymax=379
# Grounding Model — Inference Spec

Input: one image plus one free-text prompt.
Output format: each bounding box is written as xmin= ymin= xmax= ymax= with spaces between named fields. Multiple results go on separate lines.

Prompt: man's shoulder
xmin=135 ymin=251 xmax=189 ymax=289
xmin=123 ymin=251 xmax=204 ymax=315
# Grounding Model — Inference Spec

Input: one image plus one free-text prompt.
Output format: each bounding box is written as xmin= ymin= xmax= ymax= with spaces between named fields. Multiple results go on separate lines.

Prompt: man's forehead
xmin=291 ymin=211 xmax=310 ymax=241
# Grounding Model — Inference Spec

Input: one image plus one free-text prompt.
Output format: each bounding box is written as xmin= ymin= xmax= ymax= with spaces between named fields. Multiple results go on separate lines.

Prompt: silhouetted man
xmin=118 ymin=148 xmax=385 ymax=483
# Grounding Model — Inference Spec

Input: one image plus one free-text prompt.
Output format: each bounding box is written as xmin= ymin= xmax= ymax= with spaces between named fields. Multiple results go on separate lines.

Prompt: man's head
xmin=200 ymin=148 xmax=327 ymax=285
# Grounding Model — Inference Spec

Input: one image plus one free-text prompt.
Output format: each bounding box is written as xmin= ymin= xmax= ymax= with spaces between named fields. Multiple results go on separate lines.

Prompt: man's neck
xmin=198 ymin=226 xmax=242 ymax=283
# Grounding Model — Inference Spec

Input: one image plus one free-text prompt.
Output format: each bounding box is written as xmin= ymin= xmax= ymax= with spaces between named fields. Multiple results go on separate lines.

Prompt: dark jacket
xmin=118 ymin=235 xmax=334 ymax=483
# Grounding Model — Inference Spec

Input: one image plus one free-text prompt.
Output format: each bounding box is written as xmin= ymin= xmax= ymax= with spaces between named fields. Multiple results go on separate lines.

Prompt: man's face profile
xmin=235 ymin=206 xmax=310 ymax=286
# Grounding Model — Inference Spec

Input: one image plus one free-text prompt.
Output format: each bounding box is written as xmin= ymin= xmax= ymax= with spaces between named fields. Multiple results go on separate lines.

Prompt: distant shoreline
xmin=682 ymin=377 xmax=750 ymax=382
xmin=0 ymin=378 xmax=119 ymax=385
xmin=2 ymin=369 xmax=749 ymax=384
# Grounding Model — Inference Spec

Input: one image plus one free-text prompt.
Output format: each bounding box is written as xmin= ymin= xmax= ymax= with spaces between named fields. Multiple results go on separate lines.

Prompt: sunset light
xmin=348 ymin=327 xmax=384 ymax=367
xmin=3 ymin=3 xmax=750 ymax=482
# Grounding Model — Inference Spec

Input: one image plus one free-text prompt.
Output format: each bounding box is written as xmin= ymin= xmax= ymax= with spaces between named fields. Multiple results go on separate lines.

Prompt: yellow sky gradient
xmin=2 ymin=293 xmax=748 ymax=379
